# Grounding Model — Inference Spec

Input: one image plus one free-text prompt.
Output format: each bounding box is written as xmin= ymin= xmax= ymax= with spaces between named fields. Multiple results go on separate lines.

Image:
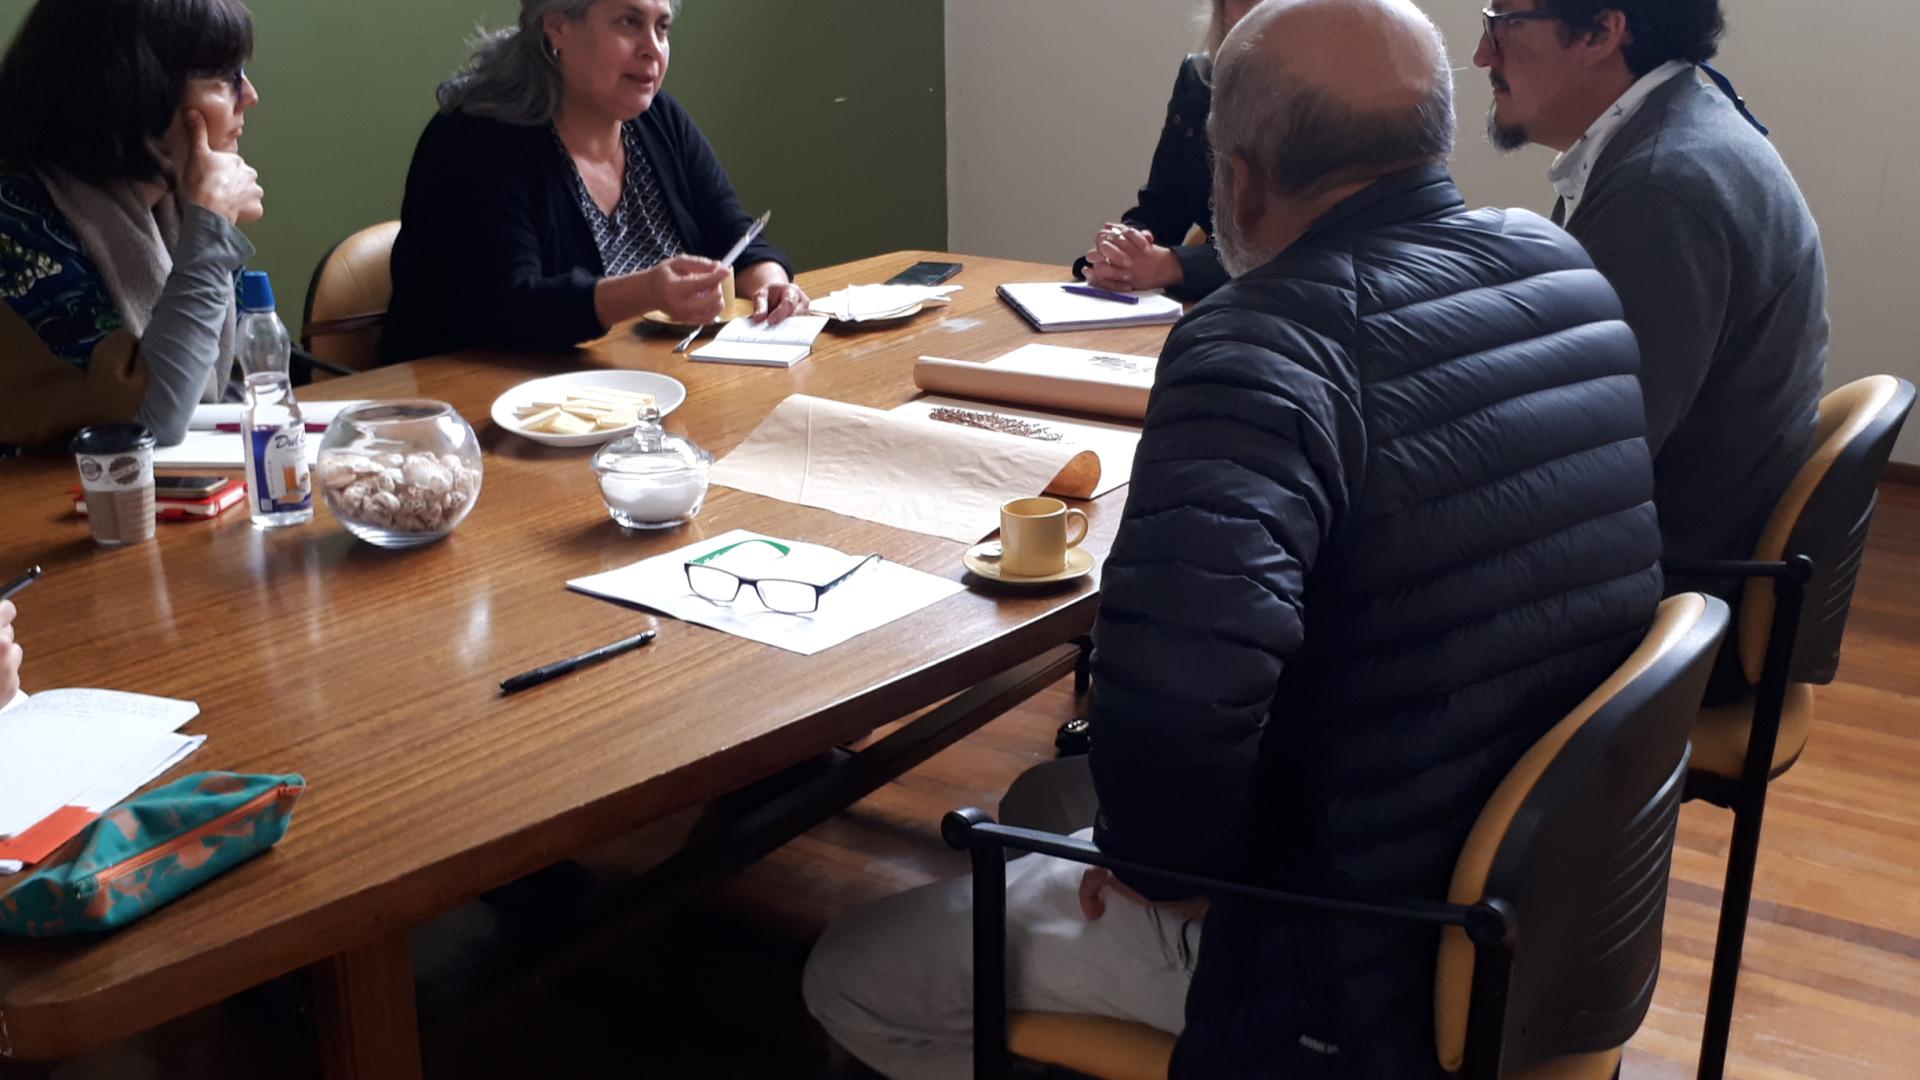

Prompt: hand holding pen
xmin=0 ymin=566 xmax=37 ymax=702
xmin=675 ymin=210 xmax=772 ymax=352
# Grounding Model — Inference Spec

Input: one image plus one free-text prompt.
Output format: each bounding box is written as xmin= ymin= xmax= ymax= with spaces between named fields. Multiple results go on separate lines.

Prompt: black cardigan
xmin=1072 ymin=54 xmax=1226 ymax=301
xmin=381 ymin=92 xmax=790 ymax=363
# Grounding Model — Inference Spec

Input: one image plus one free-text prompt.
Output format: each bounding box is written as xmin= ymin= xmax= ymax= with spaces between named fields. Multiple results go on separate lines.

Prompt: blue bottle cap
xmin=239 ymin=270 xmax=276 ymax=312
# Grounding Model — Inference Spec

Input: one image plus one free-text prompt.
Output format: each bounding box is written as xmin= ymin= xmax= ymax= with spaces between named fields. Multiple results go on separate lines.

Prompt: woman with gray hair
xmin=1072 ymin=0 xmax=1257 ymax=302
xmin=381 ymin=0 xmax=804 ymax=363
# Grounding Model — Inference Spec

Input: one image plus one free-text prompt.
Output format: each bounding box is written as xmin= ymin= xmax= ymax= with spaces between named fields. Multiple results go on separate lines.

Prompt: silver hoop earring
xmin=543 ymin=38 xmax=560 ymax=64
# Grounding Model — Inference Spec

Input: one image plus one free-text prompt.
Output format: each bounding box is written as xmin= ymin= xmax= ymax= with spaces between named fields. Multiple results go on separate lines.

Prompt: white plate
xmin=490 ymin=370 xmax=689 ymax=448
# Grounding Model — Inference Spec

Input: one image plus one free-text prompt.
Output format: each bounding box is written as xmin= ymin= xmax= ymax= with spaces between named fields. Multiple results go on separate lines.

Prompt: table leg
xmin=313 ymin=930 xmax=422 ymax=1080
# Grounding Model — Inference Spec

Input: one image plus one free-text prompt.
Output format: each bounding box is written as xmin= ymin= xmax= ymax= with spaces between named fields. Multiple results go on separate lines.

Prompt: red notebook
xmin=73 ymin=477 xmax=247 ymax=522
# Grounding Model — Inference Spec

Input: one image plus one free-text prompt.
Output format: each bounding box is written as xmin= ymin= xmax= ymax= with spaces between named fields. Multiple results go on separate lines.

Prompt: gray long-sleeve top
xmin=135 ymin=205 xmax=254 ymax=445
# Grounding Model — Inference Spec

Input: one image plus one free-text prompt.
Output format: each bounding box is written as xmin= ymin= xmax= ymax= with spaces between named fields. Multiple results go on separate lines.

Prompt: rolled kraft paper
xmin=912 ymin=357 xmax=1150 ymax=422
xmin=710 ymin=394 xmax=1100 ymax=543
xmin=1045 ymin=449 xmax=1101 ymax=499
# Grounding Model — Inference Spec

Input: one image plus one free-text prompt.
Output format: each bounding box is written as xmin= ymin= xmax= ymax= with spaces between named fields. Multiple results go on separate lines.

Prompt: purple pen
xmin=1062 ymin=283 xmax=1142 ymax=306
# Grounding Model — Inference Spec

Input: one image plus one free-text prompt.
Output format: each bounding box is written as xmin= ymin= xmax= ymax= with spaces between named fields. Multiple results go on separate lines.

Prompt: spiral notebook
xmin=996 ymin=282 xmax=1184 ymax=332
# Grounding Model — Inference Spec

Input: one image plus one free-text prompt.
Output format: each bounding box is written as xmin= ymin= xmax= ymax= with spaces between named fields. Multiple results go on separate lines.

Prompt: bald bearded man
xmin=804 ymin=2 xmax=1661 ymax=1076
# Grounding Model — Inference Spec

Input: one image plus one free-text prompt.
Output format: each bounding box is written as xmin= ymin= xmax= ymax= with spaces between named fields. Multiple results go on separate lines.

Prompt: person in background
xmin=804 ymin=1 xmax=1663 ymax=1076
xmin=0 ymin=0 xmax=264 ymax=450
xmin=1072 ymin=0 xmax=1259 ymax=300
xmin=382 ymin=0 xmax=806 ymax=364
xmin=1475 ymin=0 xmax=1826 ymax=698
xmin=0 ymin=599 xmax=20 ymax=703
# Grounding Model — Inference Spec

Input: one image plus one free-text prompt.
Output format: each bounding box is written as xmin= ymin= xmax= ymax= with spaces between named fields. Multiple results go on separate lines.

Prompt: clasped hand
xmin=1083 ymin=223 xmax=1182 ymax=293
xmin=1079 ymin=867 xmax=1210 ymax=923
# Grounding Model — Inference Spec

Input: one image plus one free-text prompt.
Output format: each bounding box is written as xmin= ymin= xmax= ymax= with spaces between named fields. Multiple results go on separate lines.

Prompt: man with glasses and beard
xmin=804 ymin=1 xmax=1664 ymax=1076
xmin=1474 ymin=1 xmax=1827 ymax=701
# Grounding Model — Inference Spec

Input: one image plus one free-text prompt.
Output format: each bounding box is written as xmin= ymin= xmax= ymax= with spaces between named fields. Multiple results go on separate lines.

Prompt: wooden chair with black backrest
xmin=297 ymin=220 xmax=401 ymax=381
xmin=1664 ymin=374 xmax=1915 ymax=1080
xmin=947 ymin=593 xmax=1731 ymax=1080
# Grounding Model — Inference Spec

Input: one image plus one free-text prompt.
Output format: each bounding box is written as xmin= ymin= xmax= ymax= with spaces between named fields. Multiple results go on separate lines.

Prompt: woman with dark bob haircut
xmin=0 ymin=0 xmax=265 ymax=449
xmin=382 ymin=0 xmax=807 ymax=363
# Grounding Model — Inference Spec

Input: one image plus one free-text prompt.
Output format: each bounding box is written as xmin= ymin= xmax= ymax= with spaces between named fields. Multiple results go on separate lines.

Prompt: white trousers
xmin=803 ymin=757 xmax=1201 ymax=1080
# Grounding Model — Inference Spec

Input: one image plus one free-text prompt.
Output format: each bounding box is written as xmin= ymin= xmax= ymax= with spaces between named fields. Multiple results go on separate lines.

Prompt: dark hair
xmin=1550 ymin=1 xmax=1724 ymax=76
xmin=0 ymin=0 xmax=254 ymax=185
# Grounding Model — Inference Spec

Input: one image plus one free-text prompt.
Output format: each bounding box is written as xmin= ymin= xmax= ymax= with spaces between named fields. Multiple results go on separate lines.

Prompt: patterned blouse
xmin=0 ymin=171 xmax=122 ymax=367
xmin=555 ymin=121 xmax=686 ymax=277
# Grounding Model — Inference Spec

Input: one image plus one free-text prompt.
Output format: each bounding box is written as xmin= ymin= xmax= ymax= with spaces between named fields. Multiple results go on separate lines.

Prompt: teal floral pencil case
xmin=0 ymin=772 xmax=306 ymax=938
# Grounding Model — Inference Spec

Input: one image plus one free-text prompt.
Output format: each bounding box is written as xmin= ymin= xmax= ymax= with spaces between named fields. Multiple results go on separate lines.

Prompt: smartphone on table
xmin=885 ymin=261 xmax=962 ymax=287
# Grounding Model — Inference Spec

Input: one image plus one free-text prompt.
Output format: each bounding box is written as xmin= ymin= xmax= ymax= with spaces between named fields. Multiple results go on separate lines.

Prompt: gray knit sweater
xmin=1562 ymin=72 xmax=1827 ymax=594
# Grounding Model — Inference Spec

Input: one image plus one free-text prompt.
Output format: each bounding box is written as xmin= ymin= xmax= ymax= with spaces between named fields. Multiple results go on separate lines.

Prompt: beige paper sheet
xmin=913 ymin=356 xmax=1150 ymax=420
xmin=708 ymin=395 xmax=1097 ymax=542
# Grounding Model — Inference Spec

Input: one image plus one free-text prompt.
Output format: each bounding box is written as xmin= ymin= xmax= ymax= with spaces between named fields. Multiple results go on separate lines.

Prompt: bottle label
xmin=250 ymin=425 xmax=312 ymax=512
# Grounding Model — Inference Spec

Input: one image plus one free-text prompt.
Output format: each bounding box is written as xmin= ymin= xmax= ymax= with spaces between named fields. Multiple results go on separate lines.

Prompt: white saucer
xmin=490 ymin=369 xmax=688 ymax=448
xmin=963 ymin=541 xmax=1096 ymax=585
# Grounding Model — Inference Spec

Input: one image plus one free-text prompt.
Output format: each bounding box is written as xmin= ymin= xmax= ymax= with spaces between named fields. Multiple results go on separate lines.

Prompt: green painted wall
xmin=0 ymin=0 xmax=946 ymax=330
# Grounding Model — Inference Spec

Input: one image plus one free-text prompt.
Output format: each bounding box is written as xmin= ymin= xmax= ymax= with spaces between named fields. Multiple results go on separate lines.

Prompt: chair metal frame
xmin=1667 ymin=374 xmax=1914 ymax=1080
xmin=1663 ymin=555 xmax=1809 ymax=1080
xmin=947 ymin=595 xmax=1728 ymax=1080
xmin=946 ymin=813 xmax=1518 ymax=1080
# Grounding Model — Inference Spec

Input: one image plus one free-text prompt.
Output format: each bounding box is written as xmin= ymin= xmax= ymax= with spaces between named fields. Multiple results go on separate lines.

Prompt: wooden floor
xmin=9 ymin=484 xmax=1918 ymax=1078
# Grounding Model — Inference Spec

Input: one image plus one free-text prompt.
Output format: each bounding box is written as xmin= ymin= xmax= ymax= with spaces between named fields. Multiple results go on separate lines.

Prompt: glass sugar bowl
xmin=590 ymin=408 xmax=712 ymax=529
xmin=317 ymin=400 xmax=483 ymax=548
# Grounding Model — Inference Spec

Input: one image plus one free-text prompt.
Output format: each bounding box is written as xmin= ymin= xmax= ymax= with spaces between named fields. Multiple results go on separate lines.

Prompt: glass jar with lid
xmin=590 ymin=407 xmax=713 ymax=529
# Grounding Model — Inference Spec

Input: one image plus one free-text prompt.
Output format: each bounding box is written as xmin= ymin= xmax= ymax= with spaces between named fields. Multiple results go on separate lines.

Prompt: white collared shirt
xmin=1549 ymin=61 xmax=1695 ymax=218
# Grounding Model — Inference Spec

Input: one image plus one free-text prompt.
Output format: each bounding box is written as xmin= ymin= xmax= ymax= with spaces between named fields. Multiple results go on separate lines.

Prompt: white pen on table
xmin=674 ymin=210 xmax=772 ymax=353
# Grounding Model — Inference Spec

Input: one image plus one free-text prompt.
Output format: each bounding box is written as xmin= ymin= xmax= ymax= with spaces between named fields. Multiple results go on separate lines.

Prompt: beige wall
xmin=946 ymin=1 xmax=1920 ymax=463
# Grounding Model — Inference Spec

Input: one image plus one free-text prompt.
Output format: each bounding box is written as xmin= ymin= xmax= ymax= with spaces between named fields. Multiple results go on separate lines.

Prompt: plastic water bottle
xmin=237 ymin=271 xmax=313 ymax=528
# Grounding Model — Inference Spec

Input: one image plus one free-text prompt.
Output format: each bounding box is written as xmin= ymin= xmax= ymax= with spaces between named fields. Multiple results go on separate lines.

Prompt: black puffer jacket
xmin=1087 ymin=166 xmax=1663 ymax=1078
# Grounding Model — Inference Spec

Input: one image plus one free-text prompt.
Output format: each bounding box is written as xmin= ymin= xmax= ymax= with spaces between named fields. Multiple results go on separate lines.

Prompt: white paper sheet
xmin=0 ymin=731 xmax=203 ymax=875
xmin=152 ymin=428 xmax=321 ymax=469
xmin=891 ymin=397 xmax=1142 ymax=498
xmin=567 ymin=529 xmax=964 ymax=656
xmin=190 ymin=400 xmax=371 ymax=430
xmin=0 ymin=690 xmax=200 ymax=837
xmin=690 ymin=315 xmax=831 ymax=367
xmin=708 ymin=395 xmax=1091 ymax=542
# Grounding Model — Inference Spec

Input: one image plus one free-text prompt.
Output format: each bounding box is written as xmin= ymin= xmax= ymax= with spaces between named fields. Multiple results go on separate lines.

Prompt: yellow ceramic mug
xmin=1000 ymin=496 xmax=1090 ymax=577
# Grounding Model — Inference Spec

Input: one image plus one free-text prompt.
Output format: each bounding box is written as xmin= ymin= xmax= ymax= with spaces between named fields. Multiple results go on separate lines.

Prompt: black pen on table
xmin=499 ymin=629 xmax=657 ymax=694
xmin=1 ymin=565 xmax=41 ymax=602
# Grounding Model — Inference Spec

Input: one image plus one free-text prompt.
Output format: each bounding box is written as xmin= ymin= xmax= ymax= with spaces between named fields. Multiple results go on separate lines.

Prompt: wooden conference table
xmin=0 ymin=253 xmax=1175 ymax=1076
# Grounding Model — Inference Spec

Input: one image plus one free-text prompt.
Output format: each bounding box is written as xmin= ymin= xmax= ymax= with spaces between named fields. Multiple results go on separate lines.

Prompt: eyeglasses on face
xmin=683 ymin=538 xmax=883 ymax=615
xmin=1480 ymin=5 xmax=1563 ymax=53
xmin=193 ymin=66 xmax=248 ymax=99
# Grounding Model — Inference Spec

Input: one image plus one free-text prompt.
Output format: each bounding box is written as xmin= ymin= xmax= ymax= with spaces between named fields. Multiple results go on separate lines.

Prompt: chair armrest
xmin=1662 ymin=557 xmax=1794 ymax=581
xmin=942 ymin=809 xmax=1490 ymax=935
xmin=292 ymin=345 xmax=355 ymax=379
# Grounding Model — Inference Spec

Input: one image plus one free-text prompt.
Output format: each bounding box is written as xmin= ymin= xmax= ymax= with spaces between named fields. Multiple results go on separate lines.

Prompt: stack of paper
xmin=0 ymin=690 xmax=204 ymax=874
xmin=810 ymin=284 xmax=961 ymax=323
xmin=690 ymin=315 xmax=831 ymax=368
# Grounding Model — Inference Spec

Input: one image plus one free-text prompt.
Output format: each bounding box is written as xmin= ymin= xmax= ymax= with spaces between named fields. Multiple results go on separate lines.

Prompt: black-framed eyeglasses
xmin=683 ymin=538 xmax=882 ymax=615
xmin=1481 ymin=6 xmax=1562 ymax=53
xmin=194 ymin=66 xmax=247 ymax=98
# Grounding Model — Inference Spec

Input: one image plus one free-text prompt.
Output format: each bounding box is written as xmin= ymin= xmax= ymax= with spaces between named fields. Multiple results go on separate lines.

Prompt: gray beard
xmin=1486 ymin=103 xmax=1531 ymax=151
xmin=1211 ymin=177 xmax=1282 ymax=278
